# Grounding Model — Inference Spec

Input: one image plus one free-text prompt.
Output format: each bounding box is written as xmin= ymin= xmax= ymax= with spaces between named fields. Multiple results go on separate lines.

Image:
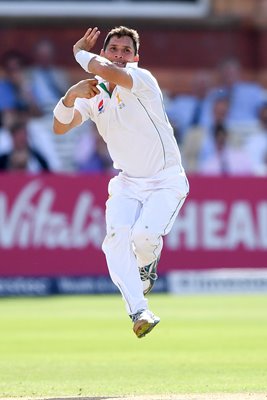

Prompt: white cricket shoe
xmin=131 ymin=309 xmax=160 ymax=338
xmin=139 ymin=256 xmax=160 ymax=295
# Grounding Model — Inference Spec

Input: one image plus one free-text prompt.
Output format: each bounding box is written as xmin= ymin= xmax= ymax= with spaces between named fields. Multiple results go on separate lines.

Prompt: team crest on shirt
xmin=116 ymin=93 xmax=125 ymax=109
xmin=98 ymin=99 xmax=104 ymax=114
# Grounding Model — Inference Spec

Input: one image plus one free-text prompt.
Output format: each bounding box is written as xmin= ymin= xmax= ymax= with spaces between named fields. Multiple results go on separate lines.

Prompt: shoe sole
xmin=133 ymin=318 xmax=160 ymax=338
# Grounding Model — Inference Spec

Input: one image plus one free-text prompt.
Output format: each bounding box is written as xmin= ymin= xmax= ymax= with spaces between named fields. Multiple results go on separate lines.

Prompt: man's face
xmin=101 ymin=35 xmax=138 ymax=68
xmin=12 ymin=127 xmax=28 ymax=150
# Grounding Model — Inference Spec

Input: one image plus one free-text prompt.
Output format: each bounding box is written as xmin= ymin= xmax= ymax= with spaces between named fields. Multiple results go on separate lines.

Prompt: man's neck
xmin=109 ymin=82 xmax=116 ymax=93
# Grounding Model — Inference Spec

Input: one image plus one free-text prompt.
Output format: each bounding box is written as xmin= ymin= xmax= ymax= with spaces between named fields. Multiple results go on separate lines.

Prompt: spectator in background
xmin=199 ymin=94 xmax=231 ymax=162
xmin=0 ymin=106 xmax=61 ymax=171
xmin=166 ymin=71 xmax=212 ymax=144
xmin=0 ymin=50 xmax=62 ymax=171
xmin=245 ymin=101 xmax=267 ymax=175
xmin=0 ymin=110 xmax=14 ymax=155
xmin=0 ymin=120 xmax=50 ymax=172
xmin=0 ymin=50 xmax=41 ymax=117
xmin=75 ymin=122 xmax=115 ymax=174
xmin=199 ymin=124 xmax=253 ymax=176
xmin=181 ymin=93 xmax=230 ymax=173
xmin=30 ymin=39 xmax=70 ymax=115
xmin=29 ymin=38 xmax=83 ymax=172
xmin=202 ymin=57 xmax=266 ymax=132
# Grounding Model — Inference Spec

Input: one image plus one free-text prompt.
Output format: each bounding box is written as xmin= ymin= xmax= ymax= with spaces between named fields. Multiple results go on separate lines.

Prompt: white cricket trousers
xmin=102 ymin=166 xmax=189 ymax=315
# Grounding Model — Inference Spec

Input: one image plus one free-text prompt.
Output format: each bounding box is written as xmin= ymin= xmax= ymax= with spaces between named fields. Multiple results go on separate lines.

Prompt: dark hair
xmin=258 ymin=101 xmax=267 ymax=115
xmin=1 ymin=50 xmax=27 ymax=70
xmin=103 ymin=26 xmax=140 ymax=55
xmin=9 ymin=121 xmax=27 ymax=135
xmin=214 ymin=123 xmax=228 ymax=138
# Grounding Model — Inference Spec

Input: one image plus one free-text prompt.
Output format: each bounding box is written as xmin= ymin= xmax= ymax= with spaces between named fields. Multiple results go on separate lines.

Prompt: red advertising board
xmin=163 ymin=175 xmax=267 ymax=270
xmin=0 ymin=173 xmax=266 ymax=277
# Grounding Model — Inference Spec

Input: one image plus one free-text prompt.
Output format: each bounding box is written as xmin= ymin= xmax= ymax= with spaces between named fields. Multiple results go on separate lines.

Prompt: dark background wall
xmin=1 ymin=24 xmax=267 ymax=69
xmin=1 ymin=0 xmax=267 ymax=93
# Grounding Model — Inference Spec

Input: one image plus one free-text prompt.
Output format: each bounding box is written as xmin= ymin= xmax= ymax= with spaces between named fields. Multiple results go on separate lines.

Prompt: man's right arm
xmin=53 ymin=78 xmax=99 ymax=135
xmin=53 ymin=98 xmax=82 ymax=135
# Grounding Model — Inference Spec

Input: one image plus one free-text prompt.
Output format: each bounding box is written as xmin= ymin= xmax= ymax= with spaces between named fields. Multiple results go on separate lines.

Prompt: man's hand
xmin=63 ymin=78 xmax=100 ymax=107
xmin=53 ymin=78 xmax=100 ymax=135
xmin=73 ymin=27 xmax=101 ymax=57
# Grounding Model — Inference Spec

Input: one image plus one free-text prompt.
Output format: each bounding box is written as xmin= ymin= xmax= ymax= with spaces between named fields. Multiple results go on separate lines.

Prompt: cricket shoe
xmin=139 ymin=256 xmax=160 ymax=295
xmin=131 ymin=309 xmax=160 ymax=338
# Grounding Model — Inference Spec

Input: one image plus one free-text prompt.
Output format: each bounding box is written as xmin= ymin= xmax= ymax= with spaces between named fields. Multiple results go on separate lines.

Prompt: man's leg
xmin=102 ymin=193 xmax=148 ymax=315
xmin=102 ymin=192 xmax=161 ymax=338
xmin=131 ymin=188 xmax=186 ymax=292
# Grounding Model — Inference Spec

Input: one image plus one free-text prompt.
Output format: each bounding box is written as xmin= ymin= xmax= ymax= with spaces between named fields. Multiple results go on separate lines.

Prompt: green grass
xmin=0 ymin=294 xmax=267 ymax=397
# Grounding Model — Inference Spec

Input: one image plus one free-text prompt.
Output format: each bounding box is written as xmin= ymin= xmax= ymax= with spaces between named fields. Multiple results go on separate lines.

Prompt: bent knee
xmin=131 ymin=225 xmax=160 ymax=250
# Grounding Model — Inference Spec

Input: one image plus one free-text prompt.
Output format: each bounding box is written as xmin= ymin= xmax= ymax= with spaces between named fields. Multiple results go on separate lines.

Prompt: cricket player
xmin=53 ymin=26 xmax=189 ymax=338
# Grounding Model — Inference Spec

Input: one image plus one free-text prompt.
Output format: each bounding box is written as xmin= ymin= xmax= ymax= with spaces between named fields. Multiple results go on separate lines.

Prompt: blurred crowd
xmin=165 ymin=58 xmax=267 ymax=177
xmin=0 ymin=39 xmax=267 ymax=176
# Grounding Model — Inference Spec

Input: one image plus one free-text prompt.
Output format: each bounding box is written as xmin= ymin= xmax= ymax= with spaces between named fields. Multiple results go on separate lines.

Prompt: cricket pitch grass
xmin=0 ymin=294 xmax=266 ymax=400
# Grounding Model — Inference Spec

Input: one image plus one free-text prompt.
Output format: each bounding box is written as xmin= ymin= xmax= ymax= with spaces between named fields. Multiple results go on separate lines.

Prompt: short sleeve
xmin=74 ymin=97 xmax=94 ymax=124
xmin=127 ymin=67 xmax=159 ymax=98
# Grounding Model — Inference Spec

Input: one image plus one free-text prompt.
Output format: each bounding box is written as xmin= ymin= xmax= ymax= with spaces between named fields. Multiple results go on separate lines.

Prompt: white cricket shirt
xmin=75 ymin=63 xmax=183 ymax=178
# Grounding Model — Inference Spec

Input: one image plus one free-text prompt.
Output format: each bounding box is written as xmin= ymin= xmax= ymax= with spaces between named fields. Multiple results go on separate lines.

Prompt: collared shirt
xmin=74 ymin=63 xmax=183 ymax=178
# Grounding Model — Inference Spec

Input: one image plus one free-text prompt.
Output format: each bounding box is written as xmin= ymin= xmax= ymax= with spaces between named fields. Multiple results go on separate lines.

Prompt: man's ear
xmin=134 ymin=54 xmax=139 ymax=62
xmin=100 ymin=49 xmax=105 ymax=57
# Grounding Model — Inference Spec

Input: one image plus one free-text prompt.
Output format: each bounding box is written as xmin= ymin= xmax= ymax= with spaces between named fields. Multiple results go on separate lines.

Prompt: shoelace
xmin=130 ymin=309 xmax=145 ymax=323
xmin=130 ymin=309 xmax=156 ymax=323
xmin=139 ymin=264 xmax=158 ymax=282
